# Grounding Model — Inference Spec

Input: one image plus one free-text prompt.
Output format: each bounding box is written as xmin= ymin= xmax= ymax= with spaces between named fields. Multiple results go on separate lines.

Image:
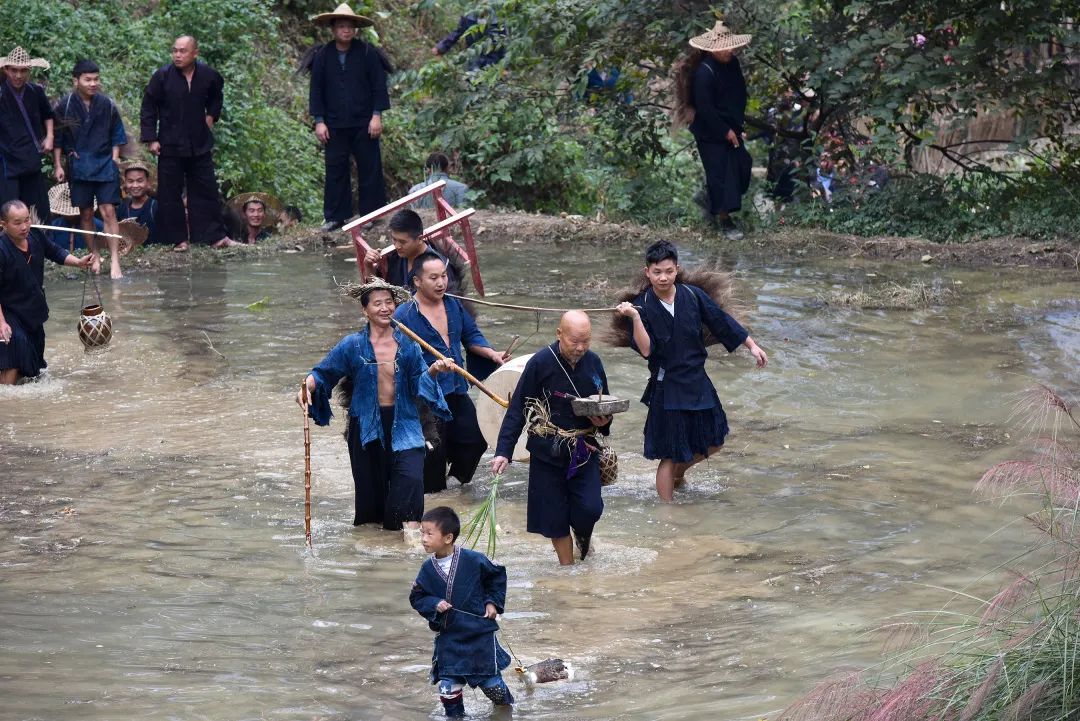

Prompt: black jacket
xmin=689 ymin=55 xmax=747 ymax=142
xmin=0 ymin=81 xmax=53 ymax=177
xmin=309 ymin=40 xmax=390 ymax=129
xmin=140 ymin=61 xmax=224 ymax=157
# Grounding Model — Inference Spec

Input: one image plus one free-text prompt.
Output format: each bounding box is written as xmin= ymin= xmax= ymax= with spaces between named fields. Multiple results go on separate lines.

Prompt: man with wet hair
xmin=394 ymin=252 xmax=507 ymax=492
xmin=54 ymin=59 xmax=128 ymax=278
xmin=0 ymin=46 xmax=54 ymax=221
xmin=140 ymin=35 xmax=236 ymax=251
xmin=366 ymin=208 xmax=460 ymax=292
xmin=309 ymin=3 xmax=390 ymax=231
xmin=297 ymin=277 xmax=455 ymax=539
xmin=0 ymin=200 xmax=93 ymax=384
xmin=616 ymin=239 xmax=767 ymax=501
xmin=491 ymin=311 xmax=613 ymax=565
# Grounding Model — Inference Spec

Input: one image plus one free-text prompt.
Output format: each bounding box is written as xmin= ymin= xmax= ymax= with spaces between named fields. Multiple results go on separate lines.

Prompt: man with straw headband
xmin=0 ymin=47 xmax=54 ymax=223
xmin=0 ymin=200 xmax=93 ymax=384
xmin=309 ymin=3 xmax=390 ymax=232
xmin=673 ymin=21 xmax=754 ymax=240
xmin=296 ymin=277 xmax=456 ymax=541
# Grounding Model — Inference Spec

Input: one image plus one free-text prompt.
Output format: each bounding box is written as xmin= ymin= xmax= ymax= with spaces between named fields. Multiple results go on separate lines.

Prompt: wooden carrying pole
xmin=390 ymin=318 xmax=509 ymax=408
xmin=301 ymin=382 xmax=313 ymax=549
xmin=32 ymin=224 xmax=123 ymax=239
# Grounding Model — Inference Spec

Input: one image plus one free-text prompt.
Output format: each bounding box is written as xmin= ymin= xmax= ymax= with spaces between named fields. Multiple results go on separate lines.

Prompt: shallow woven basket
xmin=77 ymin=304 xmax=113 ymax=350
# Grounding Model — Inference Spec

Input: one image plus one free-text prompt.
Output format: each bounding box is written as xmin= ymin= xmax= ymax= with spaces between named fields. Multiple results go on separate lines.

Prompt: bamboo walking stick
xmin=301 ymin=381 xmax=313 ymax=549
xmin=390 ymin=318 xmax=510 ymax=408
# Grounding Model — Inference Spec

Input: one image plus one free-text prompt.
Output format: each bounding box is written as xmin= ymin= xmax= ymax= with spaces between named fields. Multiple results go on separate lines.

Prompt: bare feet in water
xmin=110 ymin=258 xmax=123 ymax=280
xmin=90 ymin=254 xmax=101 ymax=274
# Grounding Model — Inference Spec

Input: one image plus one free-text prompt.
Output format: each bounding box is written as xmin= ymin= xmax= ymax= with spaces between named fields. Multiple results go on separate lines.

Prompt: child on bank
xmin=410 ymin=506 xmax=514 ymax=717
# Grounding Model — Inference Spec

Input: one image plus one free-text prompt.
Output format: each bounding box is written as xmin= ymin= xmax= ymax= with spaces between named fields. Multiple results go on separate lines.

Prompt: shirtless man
xmin=297 ymin=277 xmax=454 ymax=538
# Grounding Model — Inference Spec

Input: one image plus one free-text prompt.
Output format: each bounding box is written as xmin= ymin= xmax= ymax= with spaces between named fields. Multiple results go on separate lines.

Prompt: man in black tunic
xmin=309 ymin=3 xmax=390 ymax=231
xmin=0 ymin=47 xmax=54 ymax=222
xmin=139 ymin=35 xmax=236 ymax=251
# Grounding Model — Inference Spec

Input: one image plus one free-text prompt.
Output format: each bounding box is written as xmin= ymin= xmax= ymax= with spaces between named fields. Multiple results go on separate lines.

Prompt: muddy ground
xmin=49 ymin=210 xmax=1080 ymax=278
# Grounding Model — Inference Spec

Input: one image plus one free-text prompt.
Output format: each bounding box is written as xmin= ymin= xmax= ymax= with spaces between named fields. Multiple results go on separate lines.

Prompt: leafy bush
xmin=0 ymin=0 xmax=323 ymax=218
xmin=772 ymin=173 xmax=1080 ymax=243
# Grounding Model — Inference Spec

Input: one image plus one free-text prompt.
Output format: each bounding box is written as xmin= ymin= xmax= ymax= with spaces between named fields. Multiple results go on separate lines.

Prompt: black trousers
xmin=0 ymin=170 xmax=48 ymax=224
xmin=157 ymin=153 xmax=228 ymax=246
xmin=323 ymin=125 xmax=387 ymax=223
xmin=696 ymin=140 xmax=744 ymax=215
xmin=424 ymin=393 xmax=488 ymax=493
xmin=347 ymin=409 xmax=425 ymax=530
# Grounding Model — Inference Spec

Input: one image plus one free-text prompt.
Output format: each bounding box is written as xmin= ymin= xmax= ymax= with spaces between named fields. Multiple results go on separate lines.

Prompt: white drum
xmin=476 ymin=352 xmax=533 ymax=462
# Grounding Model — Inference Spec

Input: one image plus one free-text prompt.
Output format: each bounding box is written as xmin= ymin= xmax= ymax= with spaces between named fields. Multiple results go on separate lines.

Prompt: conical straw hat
xmin=0 ymin=46 xmax=50 ymax=70
xmin=689 ymin=21 xmax=751 ymax=52
xmin=229 ymin=191 xmax=283 ymax=226
xmin=311 ymin=3 xmax=374 ymax=27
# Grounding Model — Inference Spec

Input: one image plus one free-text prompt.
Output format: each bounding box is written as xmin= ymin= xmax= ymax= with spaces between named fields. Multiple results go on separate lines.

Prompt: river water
xmin=1 ymin=238 xmax=1077 ymax=721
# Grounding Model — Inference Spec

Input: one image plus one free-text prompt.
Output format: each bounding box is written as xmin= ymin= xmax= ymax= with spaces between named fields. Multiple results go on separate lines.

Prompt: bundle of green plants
xmin=460 ymin=474 xmax=503 ymax=559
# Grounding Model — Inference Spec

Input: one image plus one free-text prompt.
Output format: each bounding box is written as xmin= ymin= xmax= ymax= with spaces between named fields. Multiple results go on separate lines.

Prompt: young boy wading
xmin=616 ymin=240 xmax=768 ymax=501
xmin=410 ymin=506 xmax=514 ymax=717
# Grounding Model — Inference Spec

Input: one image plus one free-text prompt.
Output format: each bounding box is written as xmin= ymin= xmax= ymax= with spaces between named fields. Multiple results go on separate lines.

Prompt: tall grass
xmin=778 ymin=384 xmax=1080 ymax=721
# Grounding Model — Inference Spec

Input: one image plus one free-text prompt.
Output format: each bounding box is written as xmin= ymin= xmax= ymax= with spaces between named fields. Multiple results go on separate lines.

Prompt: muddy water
xmin=1 ymin=240 xmax=1077 ymax=721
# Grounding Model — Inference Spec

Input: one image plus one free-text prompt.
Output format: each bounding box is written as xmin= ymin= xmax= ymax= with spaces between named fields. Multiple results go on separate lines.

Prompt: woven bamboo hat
xmin=689 ymin=21 xmax=751 ymax=52
xmin=229 ymin=191 xmax=283 ymax=225
xmin=312 ymin=3 xmax=373 ymax=27
xmin=121 ymin=159 xmax=157 ymax=190
xmin=340 ymin=277 xmax=411 ymax=306
xmin=0 ymin=46 xmax=50 ymax=70
xmin=117 ymin=218 xmax=149 ymax=256
xmin=48 ymin=183 xmax=93 ymax=217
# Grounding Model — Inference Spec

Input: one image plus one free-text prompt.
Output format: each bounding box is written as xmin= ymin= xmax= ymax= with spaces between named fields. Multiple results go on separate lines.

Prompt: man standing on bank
xmin=0 ymin=47 xmax=54 ymax=222
xmin=309 ymin=3 xmax=390 ymax=232
xmin=140 ymin=35 xmax=237 ymax=251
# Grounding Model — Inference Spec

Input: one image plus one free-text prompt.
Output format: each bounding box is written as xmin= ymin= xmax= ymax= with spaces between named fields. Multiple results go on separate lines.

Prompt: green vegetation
xmin=3 ymin=0 xmax=1078 ymax=241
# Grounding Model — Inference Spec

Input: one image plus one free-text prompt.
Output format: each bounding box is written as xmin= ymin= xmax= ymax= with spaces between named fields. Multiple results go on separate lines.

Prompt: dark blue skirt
xmin=0 ymin=313 xmax=46 ymax=378
xmin=643 ymin=399 xmax=729 ymax=463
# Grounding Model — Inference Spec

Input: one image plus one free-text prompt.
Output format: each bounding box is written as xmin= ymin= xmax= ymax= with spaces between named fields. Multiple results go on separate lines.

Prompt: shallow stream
xmin=1 ymin=238 xmax=1077 ymax=720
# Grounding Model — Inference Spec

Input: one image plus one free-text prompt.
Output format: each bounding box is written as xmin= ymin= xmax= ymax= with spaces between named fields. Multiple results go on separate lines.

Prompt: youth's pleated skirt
xmin=643 ymin=386 xmax=729 ymax=463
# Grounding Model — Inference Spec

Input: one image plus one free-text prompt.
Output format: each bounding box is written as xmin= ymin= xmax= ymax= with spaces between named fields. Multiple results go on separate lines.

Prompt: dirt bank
xmin=47 ymin=210 xmax=1080 ymax=278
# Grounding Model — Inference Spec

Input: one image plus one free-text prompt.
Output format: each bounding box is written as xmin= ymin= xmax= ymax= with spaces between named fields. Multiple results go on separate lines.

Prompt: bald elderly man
xmin=491 ymin=311 xmax=613 ymax=566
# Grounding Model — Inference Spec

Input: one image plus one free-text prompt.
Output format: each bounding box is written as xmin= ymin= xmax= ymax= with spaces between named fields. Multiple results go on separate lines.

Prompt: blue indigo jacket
xmin=55 ymin=92 xmax=127 ymax=182
xmin=393 ymin=297 xmax=491 ymax=396
xmin=410 ymin=546 xmax=511 ymax=682
xmin=307 ymin=327 xmax=449 ymax=451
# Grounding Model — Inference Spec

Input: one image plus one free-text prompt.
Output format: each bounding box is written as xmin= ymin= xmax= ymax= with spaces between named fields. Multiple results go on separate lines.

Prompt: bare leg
xmin=552 ymin=536 xmax=574 ymax=566
xmin=656 ymin=445 xmax=724 ymax=500
xmin=655 ymin=459 xmax=680 ymax=502
xmin=99 ymin=205 xmax=122 ymax=279
xmin=0 ymin=368 xmax=20 ymax=385
xmin=79 ymin=208 xmax=101 ymax=274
